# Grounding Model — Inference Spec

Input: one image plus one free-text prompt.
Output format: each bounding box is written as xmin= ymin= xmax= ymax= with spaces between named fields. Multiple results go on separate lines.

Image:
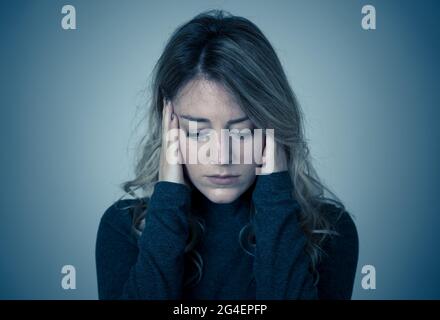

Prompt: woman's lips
xmin=206 ymin=175 xmax=240 ymax=185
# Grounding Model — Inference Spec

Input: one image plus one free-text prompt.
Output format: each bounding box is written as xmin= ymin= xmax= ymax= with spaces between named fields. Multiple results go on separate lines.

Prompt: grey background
xmin=0 ymin=0 xmax=439 ymax=299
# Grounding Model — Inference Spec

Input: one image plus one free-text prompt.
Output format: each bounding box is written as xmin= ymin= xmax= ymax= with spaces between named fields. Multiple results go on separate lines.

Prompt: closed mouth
xmin=205 ymin=174 xmax=240 ymax=185
xmin=206 ymin=174 xmax=240 ymax=178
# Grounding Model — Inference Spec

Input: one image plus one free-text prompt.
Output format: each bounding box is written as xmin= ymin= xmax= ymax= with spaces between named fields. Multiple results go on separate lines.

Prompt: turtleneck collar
xmin=191 ymin=181 xmax=255 ymax=219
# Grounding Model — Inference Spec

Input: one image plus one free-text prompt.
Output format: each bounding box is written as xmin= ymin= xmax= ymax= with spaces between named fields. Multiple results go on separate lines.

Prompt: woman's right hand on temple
xmin=159 ymin=99 xmax=189 ymax=188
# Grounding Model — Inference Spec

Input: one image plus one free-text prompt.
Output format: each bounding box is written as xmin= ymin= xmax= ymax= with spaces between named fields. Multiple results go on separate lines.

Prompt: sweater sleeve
xmin=316 ymin=206 xmax=359 ymax=299
xmin=252 ymin=170 xmax=318 ymax=300
xmin=95 ymin=181 xmax=191 ymax=300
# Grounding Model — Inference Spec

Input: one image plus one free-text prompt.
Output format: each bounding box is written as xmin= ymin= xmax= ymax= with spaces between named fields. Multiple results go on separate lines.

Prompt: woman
xmin=95 ymin=9 xmax=358 ymax=300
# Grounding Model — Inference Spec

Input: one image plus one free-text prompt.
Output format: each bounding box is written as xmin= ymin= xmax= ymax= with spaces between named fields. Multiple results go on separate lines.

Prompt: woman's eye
xmin=186 ymin=129 xmax=253 ymax=141
xmin=187 ymin=131 xmax=210 ymax=141
xmin=187 ymin=131 xmax=198 ymax=139
xmin=231 ymin=129 xmax=253 ymax=140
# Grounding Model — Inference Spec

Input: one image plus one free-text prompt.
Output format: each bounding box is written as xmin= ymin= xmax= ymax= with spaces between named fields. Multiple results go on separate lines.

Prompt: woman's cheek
xmin=239 ymin=137 xmax=253 ymax=165
xmin=249 ymin=134 xmax=265 ymax=166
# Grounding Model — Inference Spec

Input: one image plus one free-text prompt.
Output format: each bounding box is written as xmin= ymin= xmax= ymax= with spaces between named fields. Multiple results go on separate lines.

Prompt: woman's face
xmin=172 ymin=78 xmax=262 ymax=204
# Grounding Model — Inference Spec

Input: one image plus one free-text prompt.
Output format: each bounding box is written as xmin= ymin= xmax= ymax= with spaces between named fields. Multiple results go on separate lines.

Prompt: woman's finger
xmin=261 ymin=143 xmax=266 ymax=166
xmin=169 ymin=101 xmax=177 ymax=130
xmin=169 ymin=102 xmax=185 ymax=165
xmin=162 ymin=99 xmax=171 ymax=143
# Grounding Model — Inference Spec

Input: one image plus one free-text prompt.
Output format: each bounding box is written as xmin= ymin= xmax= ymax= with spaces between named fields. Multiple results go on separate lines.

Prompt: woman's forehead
xmin=173 ymin=79 xmax=246 ymax=122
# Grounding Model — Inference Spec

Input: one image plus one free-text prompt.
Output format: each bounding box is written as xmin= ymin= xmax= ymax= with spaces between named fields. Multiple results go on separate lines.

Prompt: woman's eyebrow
xmin=226 ymin=116 xmax=249 ymax=126
xmin=179 ymin=114 xmax=249 ymax=126
xmin=179 ymin=114 xmax=211 ymax=123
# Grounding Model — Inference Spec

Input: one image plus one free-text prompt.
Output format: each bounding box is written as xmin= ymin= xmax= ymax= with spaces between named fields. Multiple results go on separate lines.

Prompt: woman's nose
xmin=215 ymin=130 xmax=238 ymax=165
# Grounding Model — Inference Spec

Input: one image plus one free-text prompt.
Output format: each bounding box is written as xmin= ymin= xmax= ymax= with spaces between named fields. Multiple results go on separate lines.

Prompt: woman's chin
xmin=203 ymin=187 xmax=242 ymax=204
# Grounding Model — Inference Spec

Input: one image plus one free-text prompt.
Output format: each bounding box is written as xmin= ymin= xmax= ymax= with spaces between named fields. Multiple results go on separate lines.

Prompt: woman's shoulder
xmin=99 ymin=197 xmax=148 ymax=237
xmin=318 ymin=202 xmax=358 ymax=240
xmin=317 ymin=201 xmax=359 ymax=263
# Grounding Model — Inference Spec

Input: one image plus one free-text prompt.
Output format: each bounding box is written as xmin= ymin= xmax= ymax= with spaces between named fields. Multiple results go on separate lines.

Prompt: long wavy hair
xmin=119 ymin=9 xmax=345 ymax=288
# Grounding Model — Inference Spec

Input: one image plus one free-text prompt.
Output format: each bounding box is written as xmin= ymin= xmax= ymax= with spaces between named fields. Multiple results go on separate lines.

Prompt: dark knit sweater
xmin=96 ymin=171 xmax=358 ymax=299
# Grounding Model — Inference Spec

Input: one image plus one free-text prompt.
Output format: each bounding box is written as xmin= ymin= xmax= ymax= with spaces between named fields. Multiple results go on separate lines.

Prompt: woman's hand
xmin=259 ymin=133 xmax=288 ymax=175
xmin=158 ymin=99 xmax=189 ymax=187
